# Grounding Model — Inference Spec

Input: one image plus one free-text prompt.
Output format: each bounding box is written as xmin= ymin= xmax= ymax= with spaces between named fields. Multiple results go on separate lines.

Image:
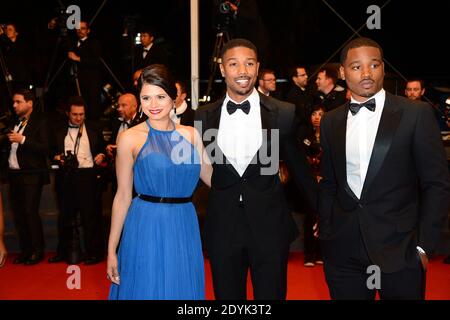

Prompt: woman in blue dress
xmin=107 ymin=64 xmax=212 ymax=299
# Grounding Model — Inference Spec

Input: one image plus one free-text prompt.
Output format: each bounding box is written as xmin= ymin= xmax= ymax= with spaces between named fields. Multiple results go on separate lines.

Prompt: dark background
xmin=1 ymin=0 xmax=449 ymax=101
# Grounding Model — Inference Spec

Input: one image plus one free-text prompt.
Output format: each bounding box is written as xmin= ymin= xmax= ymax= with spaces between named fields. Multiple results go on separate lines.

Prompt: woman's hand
xmin=106 ymin=253 xmax=120 ymax=285
xmin=0 ymin=241 xmax=7 ymax=267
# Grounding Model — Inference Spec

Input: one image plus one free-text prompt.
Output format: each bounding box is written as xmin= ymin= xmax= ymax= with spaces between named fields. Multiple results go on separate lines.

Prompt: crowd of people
xmin=0 ymin=17 xmax=449 ymax=301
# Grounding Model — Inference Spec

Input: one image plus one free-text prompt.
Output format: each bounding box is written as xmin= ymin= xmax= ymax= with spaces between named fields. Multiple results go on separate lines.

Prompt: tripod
xmin=204 ymin=31 xmax=230 ymax=101
xmin=0 ymin=38 xmax=14 ymax=116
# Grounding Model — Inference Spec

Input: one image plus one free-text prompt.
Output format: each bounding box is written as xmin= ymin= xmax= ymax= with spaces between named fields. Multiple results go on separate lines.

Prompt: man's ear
xmin=339 ymin=66 xmax=345 ymax=80
xmin=219 ymin=64 xmax=225 ymax=77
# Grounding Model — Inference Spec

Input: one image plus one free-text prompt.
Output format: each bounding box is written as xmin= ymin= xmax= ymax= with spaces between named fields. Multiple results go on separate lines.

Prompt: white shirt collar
xmin=224 ymin=87 xmax=260 ymax=115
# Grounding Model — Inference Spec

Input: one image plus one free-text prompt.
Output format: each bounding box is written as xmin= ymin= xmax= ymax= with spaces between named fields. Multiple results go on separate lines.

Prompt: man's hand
xmin=313 ymin=222 xmax=319 ymax=238
xmin=7 ymin=132 xmax=24 ymax=144
xmin=0 ymin=241 xmax=7 ymax=268
xmin=106 ymin=144 xmax=117 ymax=158
xmin=94 ymin=154 xmax=105 ymax=165
xmin=68 ymin=52 xmax=81 ymax=62
xmin=417 ymin=248 xmax=429 ymax=272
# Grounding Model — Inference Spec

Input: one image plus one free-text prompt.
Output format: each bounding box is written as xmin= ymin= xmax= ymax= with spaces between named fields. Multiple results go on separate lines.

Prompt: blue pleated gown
xmin=109 ymin=121 xmax=204 ymax=300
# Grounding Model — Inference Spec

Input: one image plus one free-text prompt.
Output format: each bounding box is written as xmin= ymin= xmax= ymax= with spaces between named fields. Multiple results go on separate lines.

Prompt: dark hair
xmin=13 ymin=88 xmax=35 ymax=104
xmin=5 ymin=23 xmax=18 ymax=33
xmin=139 ymin=64 xmax=177 ymax=100
xmin=310 ymin=104 xmax=326 ymax=115
xmin=220 ymin=38 xmax=258 ymax=61
xmin=67 ymin=96 xmax=86 ymax=111
xmin=318 ymin=66 xmax=338 ymax=85
xmin=340 ymin=37 xmax=383 ymax=65
xmin=140 ymin=26 xmax=155 ymax=37
xmin=289 ymin=65 xmax=307 ymax=79
xmin=406 ymin=79 xmax=425 ymax=89
xmin=176 ymin=80 xmax=188 ymax=95
xmin=258 ymin=69 xmax=275 ymax=81
xmin=79 ymin=20 xmax=89 ymax=28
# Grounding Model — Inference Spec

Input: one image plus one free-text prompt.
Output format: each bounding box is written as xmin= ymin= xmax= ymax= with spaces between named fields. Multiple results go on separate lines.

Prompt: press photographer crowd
xmin=0 ymin=14 xmax=449 ymax=273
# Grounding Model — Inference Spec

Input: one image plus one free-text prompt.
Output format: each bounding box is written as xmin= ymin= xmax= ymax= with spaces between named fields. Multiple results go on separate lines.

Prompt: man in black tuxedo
xmin=195 ymin=39 xmax=317 ymax=300
xmin=106 ymin=93 xmax=146 ymax=158
xmin=67 ymin=21 xmax=103 ymax=120
xmin=6 ymin=89 xmax=50 ymax=265
xmin=133 ymin=28 xmax=168 ymax=72
xmin=170 ymin=80 xmax=194 ymax=126
xmin=48 ymin=96 xmax=106 ymax=265
xmin=319 ymin=37 xmax=450 ymax=299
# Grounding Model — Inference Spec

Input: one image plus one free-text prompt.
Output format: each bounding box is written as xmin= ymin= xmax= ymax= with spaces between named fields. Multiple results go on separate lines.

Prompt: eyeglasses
xmin=262 ymin=78 xmax=276 ymax=82
xmin=296 ymin=73 xmax=307 ymax=77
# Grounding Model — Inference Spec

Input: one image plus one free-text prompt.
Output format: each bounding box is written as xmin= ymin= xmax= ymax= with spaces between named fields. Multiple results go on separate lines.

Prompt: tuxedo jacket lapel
xmin=206 ymin=97 xmax=241 ymax=178
xmin=334 ymin=103 xmax=360 ymax=202
xmin=360 ymin=93 xmax=403 ymax=200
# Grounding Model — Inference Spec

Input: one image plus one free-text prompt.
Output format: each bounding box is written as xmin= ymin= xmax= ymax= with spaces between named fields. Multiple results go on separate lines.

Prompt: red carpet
xmin=0 ymin=253 xmax=448 ymax=300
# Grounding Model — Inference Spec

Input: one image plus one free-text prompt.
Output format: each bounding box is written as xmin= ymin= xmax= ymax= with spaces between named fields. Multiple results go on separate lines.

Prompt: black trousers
xmin=55 ymin=169 xmax=104 ymax=257
xmin=9 ymin=175 xmax=44 ymax=256
xmin=323 ymin=223 xmax=425 ymax=300
xmin=208 ymin=206 xmax=289 ymax=300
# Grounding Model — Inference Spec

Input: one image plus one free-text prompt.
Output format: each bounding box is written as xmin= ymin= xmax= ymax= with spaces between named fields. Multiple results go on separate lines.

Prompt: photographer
xmin=0 ymin=23 xmax=32 ymax=115
xmin=6 ymin=89 xmax=50 ymax=265
xmin=49 ymin=96 xmax=106 ymax=265
xmin=67 ymin=21 xmax=103 ymax=121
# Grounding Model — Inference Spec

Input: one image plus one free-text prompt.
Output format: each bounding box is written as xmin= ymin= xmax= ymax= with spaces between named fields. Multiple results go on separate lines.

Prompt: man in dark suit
xmin=314 ymin=66 xmax=347 ymax=112
xmin=319 ymin=37 xmax=450 ymax=300
xmin=106 ymin=93 xmax=146 ymax=158
xmin=285 ymin=65 xmax=314 ymax=126
xmin=6 ymin=88 xmax=50 ymax=265
xmin=170 ymin=80 xmax=194 ymax=126
xmin=195 ymin=38 xmax=317 ymax=300
xmin=67 ymin=21 xmax=103 ymax=120
xmin=133 ymin=28 xmax=168 ymax=72
xmin=48 ymin=96 xmax=106 ymax=265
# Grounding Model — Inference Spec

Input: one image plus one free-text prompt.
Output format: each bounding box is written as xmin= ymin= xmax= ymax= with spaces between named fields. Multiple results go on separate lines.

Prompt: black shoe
xmin=24 ymin=252 xmax=44 ymax=266
xmin=304 ymin=254 xmax=315 ymax=267
xmin=84 ymin=255 xmax=103 ymax=265
xmin=444 ymin=255 xmax=450 ymax=264
xmin=48 ymin=254 xmax=66 ymax=263
xmin=13 ymin=253 xmax=30 ymax=264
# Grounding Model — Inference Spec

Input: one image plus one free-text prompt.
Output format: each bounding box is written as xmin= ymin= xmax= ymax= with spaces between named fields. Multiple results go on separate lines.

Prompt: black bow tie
xmin=226 ymin=100 xmax=251 ymax=115
xmin=68 ymin=123 xmax=80 ymax=129
xmin=121 ymin=120 xmax=130 ymax=128
xmin=349 ymin=98 xmax=376 ymax=115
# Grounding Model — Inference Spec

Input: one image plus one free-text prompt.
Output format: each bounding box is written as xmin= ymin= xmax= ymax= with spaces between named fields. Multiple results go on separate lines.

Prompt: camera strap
xmin=68 ymin=123 xmax=83 ymax=156
xmin=74 ymin=124 xmax=83 ymax=156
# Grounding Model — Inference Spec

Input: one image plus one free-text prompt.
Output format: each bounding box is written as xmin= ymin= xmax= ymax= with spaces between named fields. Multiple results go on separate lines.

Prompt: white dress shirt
xmin=143 ymin=43 xmax=153 ymax=59
xmin=170 ymin=100 xmax=188 ymax=125
xmin=346 ymin=89 xmax=386 ymax=199
xmin=77 ymin=36 xmax=88 ymax=47
xmin=8 ymin=120 xmax=28 ymax=169
xmin=218 ymin=88 xmax=262 ymax=177
xmin=64 ymin=124 xmax=94 ymax=168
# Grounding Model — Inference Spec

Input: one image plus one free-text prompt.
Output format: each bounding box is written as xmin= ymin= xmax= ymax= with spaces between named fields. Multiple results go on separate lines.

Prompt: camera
xmin=60 ymin=150 xmax=79 ymax=172
xmin=0 ymin=114 xmax=14 ymax=144
xmin=102 ymin=83 xmax=122 ymax=117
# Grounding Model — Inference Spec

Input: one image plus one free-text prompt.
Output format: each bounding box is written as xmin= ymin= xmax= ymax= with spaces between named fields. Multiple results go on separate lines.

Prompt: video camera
xmin=214 ymin=0 xmax=240 ymax=32
xmin=0 ymin=113 xmax=15 ymax=144
xmin=102 ymin=83 xmax=122 ymax=117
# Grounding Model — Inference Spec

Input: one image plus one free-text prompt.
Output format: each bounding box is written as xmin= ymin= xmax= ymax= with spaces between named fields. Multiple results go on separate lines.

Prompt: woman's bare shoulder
xmin=175 ymin=124 xmax=199 ymax=145
xmin=117 ymin=123 xmax=148 ymax=147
